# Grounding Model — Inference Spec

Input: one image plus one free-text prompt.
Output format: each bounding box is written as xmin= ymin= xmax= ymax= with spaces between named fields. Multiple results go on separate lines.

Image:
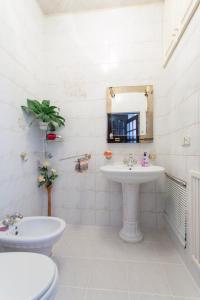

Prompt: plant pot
xmin=39 ymin=121 xmax=48 ymax=131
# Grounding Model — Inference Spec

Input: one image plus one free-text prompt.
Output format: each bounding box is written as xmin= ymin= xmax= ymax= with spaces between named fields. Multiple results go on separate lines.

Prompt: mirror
xmin=106 ymin=85 xmax=153 ymax=143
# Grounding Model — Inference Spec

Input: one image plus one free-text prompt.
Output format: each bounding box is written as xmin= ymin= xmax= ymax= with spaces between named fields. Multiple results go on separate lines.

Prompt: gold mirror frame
xmin=106 ymin=85 xmax=153 ymax=143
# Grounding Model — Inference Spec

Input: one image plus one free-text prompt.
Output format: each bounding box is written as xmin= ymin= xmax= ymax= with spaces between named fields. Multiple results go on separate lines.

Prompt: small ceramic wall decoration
xmin=104 ymin=150 xmax=112 ymax=160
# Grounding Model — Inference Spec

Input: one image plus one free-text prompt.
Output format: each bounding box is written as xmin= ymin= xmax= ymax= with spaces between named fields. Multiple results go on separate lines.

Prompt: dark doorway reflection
xmin=107 ymin=113 xmax=140 ymax=143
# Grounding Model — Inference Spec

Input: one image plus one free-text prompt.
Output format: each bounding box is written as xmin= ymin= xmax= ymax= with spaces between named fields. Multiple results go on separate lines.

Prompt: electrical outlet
xmin=182 ymin=136 xmax=190 ymax=146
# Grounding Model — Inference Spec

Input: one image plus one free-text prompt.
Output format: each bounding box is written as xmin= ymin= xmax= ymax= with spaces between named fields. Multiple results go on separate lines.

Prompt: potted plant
xmin=21 ymin=99 xmax=65 ymax=130
xmin=38 ymin=161 xmax=58 ymax=216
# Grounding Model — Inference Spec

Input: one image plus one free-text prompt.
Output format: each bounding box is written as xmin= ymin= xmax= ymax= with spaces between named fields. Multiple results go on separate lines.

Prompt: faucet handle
xmin=123 ymin=158 xmax=128 ymax=164
xmin=128 ymin=152 xmax=135 ymax=160
xmin=2 ymin=217 xmax=10 ymax=227
xmin=133 ymin=158 xmax=138 ymax=165
xmin=13 ymin=213 xmax=23 ymax=219
xmin=2 ymin=215 xmax=15 ymax=227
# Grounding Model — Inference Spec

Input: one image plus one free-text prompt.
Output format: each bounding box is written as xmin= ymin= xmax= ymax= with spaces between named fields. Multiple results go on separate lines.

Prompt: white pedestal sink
xmin=100 ymin=164 xmax=165 ymax=242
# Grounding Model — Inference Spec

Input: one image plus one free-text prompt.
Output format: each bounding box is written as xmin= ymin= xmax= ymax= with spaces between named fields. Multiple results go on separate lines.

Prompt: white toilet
xmin=0 ymin=252 xmax=58 ymax=300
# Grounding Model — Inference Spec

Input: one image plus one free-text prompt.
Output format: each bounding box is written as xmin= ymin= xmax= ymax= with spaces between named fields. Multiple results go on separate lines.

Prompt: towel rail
xmin=165 ymin=172 xmax=187 ymax=188
xmin=59 ymin=153 xmax=91 ymax=161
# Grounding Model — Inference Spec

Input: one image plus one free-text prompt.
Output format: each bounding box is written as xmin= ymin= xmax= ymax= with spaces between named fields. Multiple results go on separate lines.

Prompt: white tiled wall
xmin=155 ymin=6 xmax=200 ymax=185
xmin=0 ymin=1 xmax=170 ymax=228
xmin=153 ymin=7 xmax=200 ymax=282
xmin=42 ymin=3 xmax=165 ymax=227
xmin=0 ymin=0 xmax=45 ymax=219
xmin=154 ymin=6 xmax=200 ymax=234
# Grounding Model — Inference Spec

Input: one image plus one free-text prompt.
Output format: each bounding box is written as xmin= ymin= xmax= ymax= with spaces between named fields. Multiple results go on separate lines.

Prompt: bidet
xmin=0 ymin=216 xmax=66 ymax=256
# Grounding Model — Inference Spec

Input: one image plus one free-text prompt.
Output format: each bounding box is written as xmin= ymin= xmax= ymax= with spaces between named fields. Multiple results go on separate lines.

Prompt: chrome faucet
xmin=2 ymin=213 xmax=23 ymax=227
xmin=123 ymin=153 xmax=137 ymax=169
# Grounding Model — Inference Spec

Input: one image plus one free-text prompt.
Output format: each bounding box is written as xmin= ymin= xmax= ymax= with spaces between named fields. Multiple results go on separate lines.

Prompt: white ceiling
xmin=37 ymin=0 xmax=162 ymax=15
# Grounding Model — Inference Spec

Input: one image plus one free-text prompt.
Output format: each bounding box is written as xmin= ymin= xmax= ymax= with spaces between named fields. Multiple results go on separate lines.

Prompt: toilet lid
xmin=0 ymin=252 xmax=56 ymax=300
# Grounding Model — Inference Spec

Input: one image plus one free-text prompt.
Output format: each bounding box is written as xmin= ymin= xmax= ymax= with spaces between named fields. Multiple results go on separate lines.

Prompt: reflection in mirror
xmin=106 ymin=85 xmax=153 ymax=143
xmin=107 ymin=113 xmax=140 ymax=143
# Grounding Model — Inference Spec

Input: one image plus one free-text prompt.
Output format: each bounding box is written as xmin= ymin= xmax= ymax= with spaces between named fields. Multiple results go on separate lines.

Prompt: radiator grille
xmin=165 ymin=175 xmax=188 ymax=247
xmin=190 ymin=171 xmax=200 ymax=266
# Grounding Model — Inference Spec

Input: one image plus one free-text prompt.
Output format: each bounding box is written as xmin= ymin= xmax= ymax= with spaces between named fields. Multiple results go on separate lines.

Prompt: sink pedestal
xmin=100 ymin=164 xmax=165 ymax=243
xmin=119 ymin=183 xmax=143 ymax=242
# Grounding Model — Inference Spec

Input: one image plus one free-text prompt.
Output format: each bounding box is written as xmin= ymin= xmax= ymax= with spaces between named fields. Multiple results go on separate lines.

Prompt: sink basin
xmin=100 ymin=164 xmax=165 ymax=242
xmin=100 ymin=164 xmax=164 ymax=184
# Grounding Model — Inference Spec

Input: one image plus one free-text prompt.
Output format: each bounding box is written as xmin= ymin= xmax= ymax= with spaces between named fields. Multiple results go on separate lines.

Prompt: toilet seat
xmin=40 ymin=266 xmax=58 ymax=300
xmin=0 ymin=252 xmax=58 ymax=300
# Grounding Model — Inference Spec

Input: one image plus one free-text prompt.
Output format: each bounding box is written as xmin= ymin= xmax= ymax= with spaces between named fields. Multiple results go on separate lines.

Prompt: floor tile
xmin=53 ymin=238 xmax=70 ymax=257
xmin=55 ymin=286 xmax=85 ymax=300
xmin=125 ymin=241 xmax=159 ymax=262
xmin=86 ymin=289 xmax=129 ymax=300
xmin=142 ymin=228 xmax=171 ymax=243
xmin=163 ymin=264 xmax=200 ymax=298
xmin=155 ymin=240 xmax=182 ymax=264
xmin=172 ymin=297 xmax=200 ymax=300
xmin=53 ymin=226 xmax=200 ymax=300
xmin=130 ymin=293 xmax=173 ymax=300
xmin=53 ymin=256 xmax=92 ymax=288
xmin=66 ymin=225 xmax=119 ymax=240
xmin=55 ymin=238 xmax=94 ymax=258
xmin=55 ymin=234 xmax=127 ymax=260
xmin=128 ymin=262 xmax=171 ymax=295
xmin=92 ymin=237 xmax=126 ymax=260
xmin=89 ymin=260 xmax=128 ymax=291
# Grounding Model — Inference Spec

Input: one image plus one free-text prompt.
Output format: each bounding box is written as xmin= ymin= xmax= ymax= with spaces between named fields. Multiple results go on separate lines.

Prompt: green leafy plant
xmin=38 ymin=161 xmax=58 ymax=188
xmin=21 ymin=99 xmax=65 ymax=129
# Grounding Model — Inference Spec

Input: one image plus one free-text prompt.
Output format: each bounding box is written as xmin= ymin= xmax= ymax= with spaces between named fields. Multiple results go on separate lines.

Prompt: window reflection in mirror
xmin=107 ymin=113 xmax=140 ymax=143
xmin=106 ymin=85 xmax=153 ymax=144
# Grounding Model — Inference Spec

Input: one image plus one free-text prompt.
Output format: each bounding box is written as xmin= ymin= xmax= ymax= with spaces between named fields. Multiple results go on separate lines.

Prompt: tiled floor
xmin=53 ymin=225 xmax=200 ymax=300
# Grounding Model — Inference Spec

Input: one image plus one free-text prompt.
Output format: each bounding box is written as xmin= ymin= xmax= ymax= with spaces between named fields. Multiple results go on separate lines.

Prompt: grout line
xmin=155 ymin=86 xmax=200 ymax=119
xmin=54 ymin=227 xmax=200 ymax=298
xmin=83 ymin=288 xmax=88 ymax=300
xmin=58 ymin=285 xmax=200 ymax=299
xmin=82 ymin=254 xmax=94 ymax=300
xmin=178 ymin=258 xmax=200 ymax=294
xmin=57 ymin=284 xmax=200 ymax=298
xmin=53 ymin=254 xmax=183 ymax=265
xmin=127 ymin=260 xmax=132 ymax=300
xmin=166 ymin=224 xmax=200 ymax=294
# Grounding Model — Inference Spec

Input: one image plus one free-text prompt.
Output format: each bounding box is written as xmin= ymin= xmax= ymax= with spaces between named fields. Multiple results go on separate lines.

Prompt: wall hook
xmin=20 ymin=152 xmax=28 ymax=161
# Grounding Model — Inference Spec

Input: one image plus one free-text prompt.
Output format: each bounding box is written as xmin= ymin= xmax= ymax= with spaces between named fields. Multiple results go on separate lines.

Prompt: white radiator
xmin=165 ymin=174 xmax=187 ymax=247
xmin=190 ymin=171 xmax=200 ymax=267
